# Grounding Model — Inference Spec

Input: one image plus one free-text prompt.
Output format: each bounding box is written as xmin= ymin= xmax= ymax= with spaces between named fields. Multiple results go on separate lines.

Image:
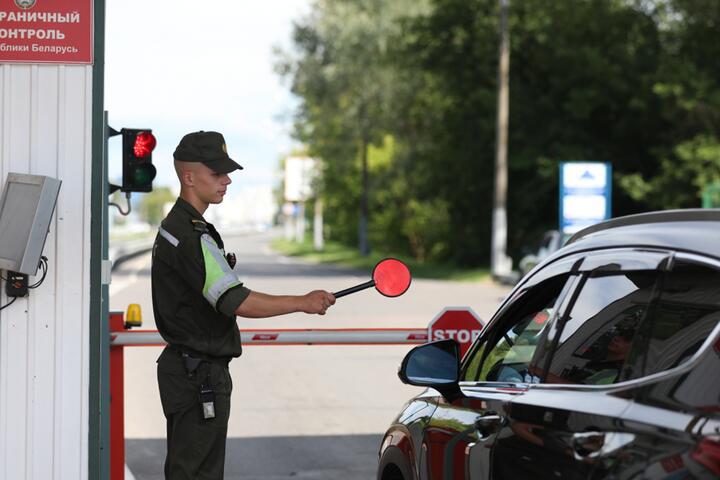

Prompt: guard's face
xmin=192 ymin=163 xmax=232 ymax=204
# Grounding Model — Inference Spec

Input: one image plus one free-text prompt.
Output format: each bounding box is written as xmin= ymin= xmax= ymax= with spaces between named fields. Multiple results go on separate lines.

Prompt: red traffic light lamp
xmin=132 ymin=131 xmax=156 ymax=158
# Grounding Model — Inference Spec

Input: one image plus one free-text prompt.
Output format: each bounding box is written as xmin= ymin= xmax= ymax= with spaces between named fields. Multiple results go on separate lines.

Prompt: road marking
xmin=125 ymin=464 xmax=136 ymax=480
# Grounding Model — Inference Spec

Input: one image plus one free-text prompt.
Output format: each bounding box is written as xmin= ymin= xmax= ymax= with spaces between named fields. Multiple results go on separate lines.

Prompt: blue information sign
xmin=559 ymin=162 xmax=612 ymax=235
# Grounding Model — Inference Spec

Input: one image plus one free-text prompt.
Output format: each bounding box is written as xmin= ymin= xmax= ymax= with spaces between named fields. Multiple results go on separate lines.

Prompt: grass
xmin=271 ymin=237 xmax=490 ymax=282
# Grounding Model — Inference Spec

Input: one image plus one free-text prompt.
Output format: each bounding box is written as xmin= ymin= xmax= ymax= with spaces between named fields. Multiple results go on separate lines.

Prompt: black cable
xmin=109 ymin=192 xmax=132 ymax=216
xmin=0 ymin=257 xmax=49 ymax=305
xmin=29 ymin=256 xmax=49 ymax=289
xmin=0 ymin=296 xmax=17 ymax=311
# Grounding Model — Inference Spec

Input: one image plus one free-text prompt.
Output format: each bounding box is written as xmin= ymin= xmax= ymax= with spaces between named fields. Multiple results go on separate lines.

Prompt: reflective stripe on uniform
xmin=200 ymin=233 xmax=241 ymax=308
xmin=158 ymin=226 xmax=179 ymax=247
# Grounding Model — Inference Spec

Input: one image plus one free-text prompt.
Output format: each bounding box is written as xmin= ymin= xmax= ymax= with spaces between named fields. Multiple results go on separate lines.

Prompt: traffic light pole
xmin=106 ymin=121 xmax=132 ymax=215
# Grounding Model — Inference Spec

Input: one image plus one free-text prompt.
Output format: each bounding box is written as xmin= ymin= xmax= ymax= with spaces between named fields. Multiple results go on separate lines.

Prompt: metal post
xmin=89 ymin=2 xmax=109 ymax=473
xmin=109 ymin=311 xmax=125 ymax=480
xmin=491 ymin=0 xmax=512 ymax=278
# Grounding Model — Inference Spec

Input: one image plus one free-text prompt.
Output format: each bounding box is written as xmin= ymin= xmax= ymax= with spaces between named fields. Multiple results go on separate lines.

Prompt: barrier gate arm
xmin=111 ymin=327 xmax=429 ymax=346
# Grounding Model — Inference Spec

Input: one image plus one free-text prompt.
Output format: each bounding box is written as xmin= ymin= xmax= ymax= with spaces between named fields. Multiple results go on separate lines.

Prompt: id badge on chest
xmin=199 ymin=384 xmax=216 ymax=420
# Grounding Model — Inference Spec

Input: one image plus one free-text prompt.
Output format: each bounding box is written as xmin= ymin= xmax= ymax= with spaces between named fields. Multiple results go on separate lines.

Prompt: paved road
xmin=110 ymin=230 xmax=512 ymax=479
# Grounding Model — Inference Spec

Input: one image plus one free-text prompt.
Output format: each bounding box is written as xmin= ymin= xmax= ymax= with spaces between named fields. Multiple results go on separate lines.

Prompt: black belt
xmin=167 ymin=345 xmax=231 ymax=367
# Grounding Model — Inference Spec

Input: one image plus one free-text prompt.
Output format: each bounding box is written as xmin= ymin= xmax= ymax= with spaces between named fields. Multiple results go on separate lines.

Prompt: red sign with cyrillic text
xmin=0 ymin=0 xmax=92 ymax=64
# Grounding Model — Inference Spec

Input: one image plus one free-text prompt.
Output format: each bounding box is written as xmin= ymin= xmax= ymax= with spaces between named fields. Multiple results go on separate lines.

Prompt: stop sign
xmin=428 ymin=307 xmax=484 ymax=357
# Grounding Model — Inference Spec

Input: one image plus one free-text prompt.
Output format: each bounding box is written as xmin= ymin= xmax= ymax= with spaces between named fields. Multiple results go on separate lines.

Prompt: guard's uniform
xmin=152 ymin=197 xmax=250 ymax=480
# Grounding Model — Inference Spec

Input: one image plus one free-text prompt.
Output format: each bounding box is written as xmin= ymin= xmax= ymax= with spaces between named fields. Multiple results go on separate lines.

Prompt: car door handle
xmin=572 ymin=431 xmax=635 ymax=460
xmin=474 ymin=414 xmax=506 ymax=437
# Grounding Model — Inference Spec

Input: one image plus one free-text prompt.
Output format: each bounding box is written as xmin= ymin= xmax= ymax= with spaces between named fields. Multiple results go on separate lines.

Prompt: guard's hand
xmin=302 ymin=290 xmax=336 ymax=315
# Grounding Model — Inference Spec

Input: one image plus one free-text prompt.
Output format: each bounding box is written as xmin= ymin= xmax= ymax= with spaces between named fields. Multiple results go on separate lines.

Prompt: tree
xmin=279 ymin=0 xmax=720 ymax=267
xmin=277 ymin=0 xmax=430 ymax=255
xmin=617 ymin=0 xmax=720 ymax=208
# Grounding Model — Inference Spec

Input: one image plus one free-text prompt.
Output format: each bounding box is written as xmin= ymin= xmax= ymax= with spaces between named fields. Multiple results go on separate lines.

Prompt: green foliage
xmin=615 ymin=0 xmax=720 ymax=209
xmin=279 ymin=0 xmax=720 ymax=267
xmin=619 ymin=135 xmax=720 ymax=208
xmin=402 ymin=198 xmax=451 ymax=262
xmin=137 ymin=187 xmax=175 ymax=226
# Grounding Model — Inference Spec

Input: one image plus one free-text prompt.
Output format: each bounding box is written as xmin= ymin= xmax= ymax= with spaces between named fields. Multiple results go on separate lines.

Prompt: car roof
xmin=556 ymin=209 xmax=720 ymax=261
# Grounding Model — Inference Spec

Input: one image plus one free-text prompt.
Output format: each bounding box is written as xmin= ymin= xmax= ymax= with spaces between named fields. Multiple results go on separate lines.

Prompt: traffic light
xmin=121 ymin=128 xmax=157 ymax=192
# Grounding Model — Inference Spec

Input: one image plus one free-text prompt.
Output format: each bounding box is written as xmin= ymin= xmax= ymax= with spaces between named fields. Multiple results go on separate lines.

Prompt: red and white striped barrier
xmin=111 ymin=328 xmax=429 ymax=346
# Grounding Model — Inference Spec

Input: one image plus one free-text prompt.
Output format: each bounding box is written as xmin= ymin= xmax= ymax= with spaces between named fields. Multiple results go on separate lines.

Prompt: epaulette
xmin=191 ymin=219 xmax=208 ymax=233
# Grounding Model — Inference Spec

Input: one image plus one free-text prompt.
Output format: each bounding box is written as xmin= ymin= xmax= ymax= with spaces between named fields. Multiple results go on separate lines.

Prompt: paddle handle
xmin=333 ymin=280 xmax=375 ymax=299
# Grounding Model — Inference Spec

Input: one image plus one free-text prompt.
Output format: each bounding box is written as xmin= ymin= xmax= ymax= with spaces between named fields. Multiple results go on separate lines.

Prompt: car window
xmin=545 ymin=272 xmax=659 ymax=386
xmin=462 ymin=274 xmax=569 ymax=383
xmin=641 ymin=261 xmax=720 ymax=377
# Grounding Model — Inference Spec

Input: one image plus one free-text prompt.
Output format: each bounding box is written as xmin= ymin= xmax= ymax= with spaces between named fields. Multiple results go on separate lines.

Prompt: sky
xmin=104 ymin=0 xmax=310 ymax=224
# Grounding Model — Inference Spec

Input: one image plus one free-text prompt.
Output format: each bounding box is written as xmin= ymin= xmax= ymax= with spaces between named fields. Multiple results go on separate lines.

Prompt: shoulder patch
xmin=191 ymin=219 xmax=208 ymax=233
xmin=158 ymin=226 xmax=179 ymax=247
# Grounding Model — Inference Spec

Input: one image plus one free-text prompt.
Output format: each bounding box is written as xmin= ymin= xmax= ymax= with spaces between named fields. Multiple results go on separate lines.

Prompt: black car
xmin=378 ymin=209 xmax=720 ymax=480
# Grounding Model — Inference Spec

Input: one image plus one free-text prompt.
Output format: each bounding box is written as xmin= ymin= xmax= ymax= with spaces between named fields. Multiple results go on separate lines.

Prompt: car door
xmin=607 ymin=256 xmax=720 ymax=479
xmin=419 ymin=270 xmax=575 ymax=480
xmin=497 ymin=249 xmax=673 ymax=479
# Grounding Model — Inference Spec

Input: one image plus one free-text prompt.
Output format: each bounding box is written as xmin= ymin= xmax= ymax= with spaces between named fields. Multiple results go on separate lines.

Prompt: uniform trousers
xmin=157 ymin=347 xmax=233 ymax=480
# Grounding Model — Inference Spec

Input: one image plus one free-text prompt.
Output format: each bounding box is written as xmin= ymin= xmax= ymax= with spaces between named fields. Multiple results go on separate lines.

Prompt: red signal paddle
xmin=333 ymin=258 xmax=412 ymax=298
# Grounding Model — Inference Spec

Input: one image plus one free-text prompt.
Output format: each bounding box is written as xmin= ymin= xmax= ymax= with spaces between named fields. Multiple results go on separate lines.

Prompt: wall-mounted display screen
xmin=0 ymin=173 xmax=62 ymax=275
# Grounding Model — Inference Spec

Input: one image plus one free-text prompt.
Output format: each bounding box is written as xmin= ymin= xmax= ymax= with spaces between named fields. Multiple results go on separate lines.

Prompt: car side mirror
xmin=398 ymin=339 xmax=463 ymax=401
